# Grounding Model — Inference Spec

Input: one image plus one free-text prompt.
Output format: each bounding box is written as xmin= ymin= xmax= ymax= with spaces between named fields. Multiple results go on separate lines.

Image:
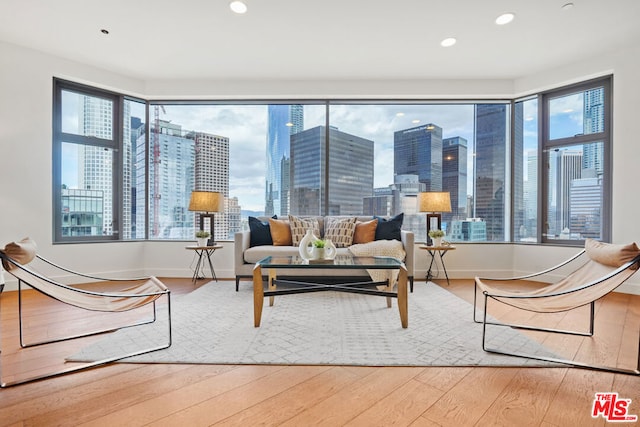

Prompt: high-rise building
xmin=474 ymin=104 xmax=508 ymax=241
xmin=191 ymin=131 xmax=231 ymax=241
xmin=583 ymin=87 xmax=604 ymax=176
xmin=570 ymin=177 xmax=602 ymax=239
xmin=442 ymin=136 xmax=467 ymax=225
xmin=265 ymin=105 xmax=303 ymax=216
xmin=145 ymin=120 xmax=195 ymax=239
xmin=394 ymin=124 xmax=443 ymax=191
xmin=523 ymin=150 xmax=538 ymax=240
xmin=548 ymin=149 xmax=582 ymax=236
xmin=290 ymin=126 xmax=374 ymax=215
xmin=77 ymin=97 xmax=132 ymax=237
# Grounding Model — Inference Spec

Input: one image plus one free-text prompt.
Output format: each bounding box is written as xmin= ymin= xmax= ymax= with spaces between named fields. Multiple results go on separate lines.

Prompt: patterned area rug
xmin=69 ymin=281 xmax=559 ymax=367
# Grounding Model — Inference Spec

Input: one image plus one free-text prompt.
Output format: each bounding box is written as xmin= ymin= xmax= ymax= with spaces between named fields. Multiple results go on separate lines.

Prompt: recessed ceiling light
xmin=561 ymin=2 xmax=574 ymax=10
xmin=426 ymin=124 xmax=435 ymax=130
xmin=285 ymin=122 xmax=293 ymax=127
xmin=440 ymin=37 xmax=457 ymax=47
xmin=495 ymin=13 xmax=515 ymax=25
xmin=396 ymin=112 xmax=405 ymax=117
xmin=230 ymin=1 xmax=247 ymax=14
xmin=412 ymin=119 xmax=421 ymax=124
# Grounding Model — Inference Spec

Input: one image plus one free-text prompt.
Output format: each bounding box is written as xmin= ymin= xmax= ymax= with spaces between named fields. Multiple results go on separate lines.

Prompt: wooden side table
xmin=185 ymin=245 xmax=223 ymax=284
xmin=419 ymin=245 xmax=456 ymax=287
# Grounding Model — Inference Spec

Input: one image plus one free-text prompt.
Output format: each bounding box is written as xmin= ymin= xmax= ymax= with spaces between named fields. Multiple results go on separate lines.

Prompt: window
xmin=53 ymin=79 xmax=143 ymax=242
xmin=541 ymin=77 xmax=611 ymax=243
xmin=52 ymin=77 xmax=609 ymax=246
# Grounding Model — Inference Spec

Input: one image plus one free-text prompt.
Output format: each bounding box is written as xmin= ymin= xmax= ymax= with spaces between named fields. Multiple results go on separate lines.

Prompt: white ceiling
xmin=1 ymin=0 xmax=639 ymax=81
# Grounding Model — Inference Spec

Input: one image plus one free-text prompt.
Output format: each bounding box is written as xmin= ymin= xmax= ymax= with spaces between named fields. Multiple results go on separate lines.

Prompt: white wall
xmin=1 ymin=40 xmax=639 ymax=293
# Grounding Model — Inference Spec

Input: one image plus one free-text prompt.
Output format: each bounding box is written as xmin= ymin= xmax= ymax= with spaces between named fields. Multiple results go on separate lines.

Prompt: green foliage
xmin=428 ymin=229 xmax=445 ymax=238
xmin=313 ymin=239 xmax=326 ymax=248
xmin=195 ymin=230 xmax=210 ymax=238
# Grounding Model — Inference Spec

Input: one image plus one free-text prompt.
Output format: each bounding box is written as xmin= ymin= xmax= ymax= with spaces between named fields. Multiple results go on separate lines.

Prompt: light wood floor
xmin=1 ymin=278 xmax=639 ymax=426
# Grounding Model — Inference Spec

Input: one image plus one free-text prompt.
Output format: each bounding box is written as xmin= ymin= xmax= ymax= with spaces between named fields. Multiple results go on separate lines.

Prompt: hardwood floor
xmin=1 ymin=278 xmax=639 ymax=426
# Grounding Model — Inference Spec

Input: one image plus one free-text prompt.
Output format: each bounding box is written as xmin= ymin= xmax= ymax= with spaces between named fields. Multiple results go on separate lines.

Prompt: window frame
xmin=53 ymin=79 xmax=124 ymax=242
xmin=539 ymin=76 xmax=612 ymax=245
xmin=52 ymin=78 xmax=611 ymax=246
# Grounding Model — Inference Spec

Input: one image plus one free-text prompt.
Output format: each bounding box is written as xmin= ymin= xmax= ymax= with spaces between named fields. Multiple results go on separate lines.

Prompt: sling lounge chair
xmin=0 ymin=238 xmax=172 ymax=387
xmin=474 ymin=238 xmax=640 ymax=375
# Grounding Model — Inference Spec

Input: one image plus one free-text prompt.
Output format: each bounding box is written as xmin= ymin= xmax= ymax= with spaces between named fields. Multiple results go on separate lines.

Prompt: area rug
xmin=69 ymin=281 xmax=560 ymax=367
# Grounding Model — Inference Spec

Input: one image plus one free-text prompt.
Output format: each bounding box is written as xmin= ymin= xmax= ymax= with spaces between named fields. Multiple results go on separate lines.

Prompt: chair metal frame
xmin=473 ymin=249 xmax=640 ymax=376
xmin=0 ymin=253 xmax=172 ymax=387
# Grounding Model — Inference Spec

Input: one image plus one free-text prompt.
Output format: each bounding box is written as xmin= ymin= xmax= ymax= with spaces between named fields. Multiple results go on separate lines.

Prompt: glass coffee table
xmin=252 ymin=254 xmax=408 ymax=328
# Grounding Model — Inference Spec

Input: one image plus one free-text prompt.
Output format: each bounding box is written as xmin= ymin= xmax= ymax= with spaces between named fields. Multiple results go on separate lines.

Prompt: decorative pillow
xmin=288 ymin=215 xmax=321 ymax=246
xmin=374 ymin=213 xmax=404 ymax=241
xmin=585 ymin=238 xmax=640 ymax=268
xmin=353 ymin=218 xmax=378 ymax=244
xmin=324 ymin=217 xmax=357 ymax=248
xmin=248 ymin=216 xmax=275 ymax=247
xmin=268 ymin=218 xmax=293 ymax=246
xmin=1 ymin=237 xmax=37 ymax=270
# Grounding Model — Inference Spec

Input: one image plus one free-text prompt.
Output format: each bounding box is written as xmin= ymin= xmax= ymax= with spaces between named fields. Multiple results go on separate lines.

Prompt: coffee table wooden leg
xmin=253 ymin=265 xmax=264 ymax=327
xmin=397 ymin=266 xmax=408 ymax=328
xmin=268 ymin=268 xmax=276 ymax=307
xmin=386 ymin=271 xmax=393 ymax=308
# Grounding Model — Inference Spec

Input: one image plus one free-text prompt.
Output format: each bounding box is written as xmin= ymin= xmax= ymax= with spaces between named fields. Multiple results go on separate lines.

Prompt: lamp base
xmin=207 ymin=238 xmax=216 ymax=246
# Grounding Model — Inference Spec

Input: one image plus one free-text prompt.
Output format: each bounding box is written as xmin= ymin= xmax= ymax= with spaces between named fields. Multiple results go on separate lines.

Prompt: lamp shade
xmin=417 ymin=191 xmax=452 ymax=213
xmin=188 ymin=191 xmax=223 ymax=213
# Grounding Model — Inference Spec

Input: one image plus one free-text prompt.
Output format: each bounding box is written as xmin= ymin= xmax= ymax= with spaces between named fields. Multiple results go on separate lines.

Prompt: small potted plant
xmin=312 ymin=239 xmax=326 ymax=259
xmin=428 ymin=229 xmax=445 ymax=247
xmin=195 ymin=230 xmax=210 ymax=247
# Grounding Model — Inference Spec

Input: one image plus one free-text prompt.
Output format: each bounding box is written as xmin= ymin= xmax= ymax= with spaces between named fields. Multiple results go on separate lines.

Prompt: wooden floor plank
xmin=278 ymin=367 xmax=425 ymax=426
xmin=344 ymin=379 xmax=443 ymax=427
xmin=476 ymin=368 xmax=566 ymax=427
xmin=214 ymin=366 xmax=363 ymax=426
xmin=420 ymin=367 xmax=520 ymax=426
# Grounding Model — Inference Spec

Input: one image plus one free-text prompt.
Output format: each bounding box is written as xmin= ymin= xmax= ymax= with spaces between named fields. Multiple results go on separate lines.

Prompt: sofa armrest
xmin=234 ymin=231 xmax=251 ymax=271
xmin=401 ymin=230 xmax=414 ymax=276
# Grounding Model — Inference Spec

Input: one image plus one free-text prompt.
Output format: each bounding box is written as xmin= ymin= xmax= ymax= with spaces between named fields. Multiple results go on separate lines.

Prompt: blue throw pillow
xmin=374 ymin=213 xmax=404 ymax=241
xmin=248 ymin=216 xmax=274 ymax=247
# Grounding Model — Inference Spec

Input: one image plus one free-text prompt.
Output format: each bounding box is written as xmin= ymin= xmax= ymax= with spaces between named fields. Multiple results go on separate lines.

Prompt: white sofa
xmin=234 ymin=215 xmax=414 ymax=291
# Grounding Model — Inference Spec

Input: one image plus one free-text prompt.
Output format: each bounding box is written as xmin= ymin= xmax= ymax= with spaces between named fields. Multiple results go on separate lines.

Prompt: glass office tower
xmin=290 ymin=126 xmax=374 ymax=215
xmin=265 ymin=105 xmax=303 ymax=216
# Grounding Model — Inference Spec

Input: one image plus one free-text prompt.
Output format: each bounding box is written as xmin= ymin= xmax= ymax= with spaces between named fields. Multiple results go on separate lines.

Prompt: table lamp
xmin=417 ymin=191 xmax=451 ymax=246
xmin=189 ymin=191 xmax=223 ymax=245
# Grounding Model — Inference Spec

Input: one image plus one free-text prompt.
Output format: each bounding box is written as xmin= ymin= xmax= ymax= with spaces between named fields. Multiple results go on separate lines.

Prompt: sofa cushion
xmin=324 ymin=217 xmax=356 ymax=248
xmin=353 ymin=218 xmax=378 ymax=244
xmin=288 ymin=215 xmax=321 ymax=246
xmin=268 ymin=218 xmax=293 ymax=246
xmin=374 ymin=213 xmax=404 ymax=241
xmin=248 ymin=216 xmax=274 ymax=247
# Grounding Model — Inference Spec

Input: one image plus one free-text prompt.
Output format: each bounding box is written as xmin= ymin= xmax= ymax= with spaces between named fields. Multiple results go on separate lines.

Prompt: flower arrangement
xmin=313 ymin=239 xmax=326 ymax=248
xmin=195 ymin=230 xmax=210 ymax=238
xmin=428 ymin=229 xmax=445 ymax=238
